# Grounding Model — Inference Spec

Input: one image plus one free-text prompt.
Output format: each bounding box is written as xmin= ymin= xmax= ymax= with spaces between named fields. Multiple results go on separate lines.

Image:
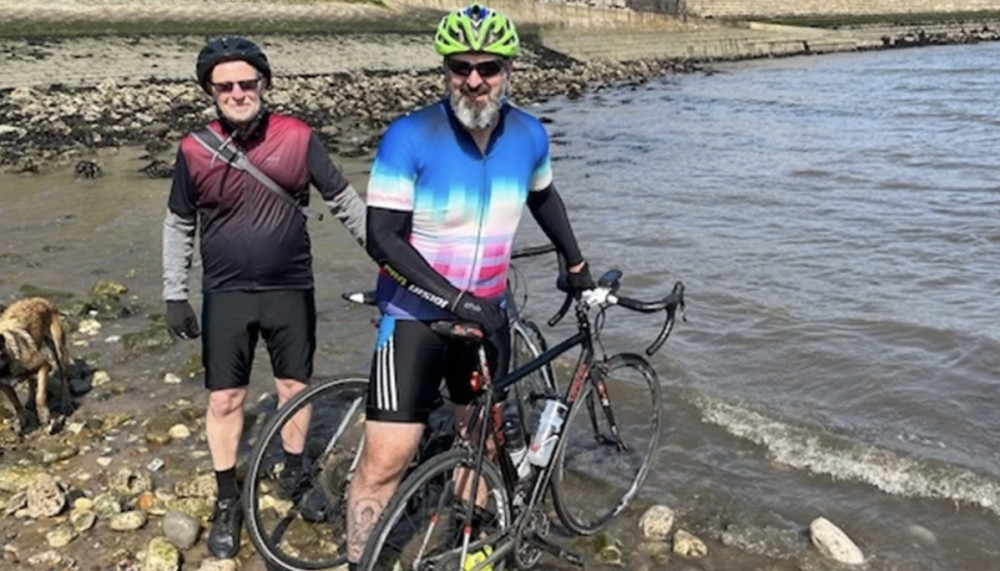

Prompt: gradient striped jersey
xmin=367 ymin=99 xmax=553 ymax=320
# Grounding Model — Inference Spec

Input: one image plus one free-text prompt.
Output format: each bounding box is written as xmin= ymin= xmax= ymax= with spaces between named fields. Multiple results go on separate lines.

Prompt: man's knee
xmin=207 ymin=388 xmax=247 ymax=417
xmin=275 ymin=377 xmax=306 ymax=402
xmin=357 ymin=422 xmax=423 ymax=487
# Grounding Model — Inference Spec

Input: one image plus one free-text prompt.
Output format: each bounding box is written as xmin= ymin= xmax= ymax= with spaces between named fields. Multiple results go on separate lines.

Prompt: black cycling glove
xmin=451 ymin=292 xmax=506 ymax=335
xmin=166 ymin=300 xmax=201 ymax=339
xmin=566 ymin=262 xmax=596 ymax=293
xmin=558 ymin=261 xmax=596 ymax=297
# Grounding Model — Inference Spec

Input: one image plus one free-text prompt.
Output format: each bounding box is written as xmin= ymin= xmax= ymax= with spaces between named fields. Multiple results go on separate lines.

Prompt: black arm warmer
xmin=526 ymin=184 xmax=584 ymax=266
xmin=366 ymin=206 xmax=461 ymax=309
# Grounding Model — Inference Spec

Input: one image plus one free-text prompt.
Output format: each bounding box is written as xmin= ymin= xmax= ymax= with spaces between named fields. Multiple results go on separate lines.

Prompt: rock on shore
xmin=0 ymin=39 xmax=698 ymax=174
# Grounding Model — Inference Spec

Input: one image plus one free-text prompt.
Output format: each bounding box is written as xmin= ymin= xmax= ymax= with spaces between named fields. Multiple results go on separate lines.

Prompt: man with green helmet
xmin=346 ymin=3 xmax=595 ymax=569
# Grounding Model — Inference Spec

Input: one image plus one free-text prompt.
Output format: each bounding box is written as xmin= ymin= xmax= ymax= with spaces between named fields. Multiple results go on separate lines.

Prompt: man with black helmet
xmin=162 ymin=35 xmax=366 ymax=559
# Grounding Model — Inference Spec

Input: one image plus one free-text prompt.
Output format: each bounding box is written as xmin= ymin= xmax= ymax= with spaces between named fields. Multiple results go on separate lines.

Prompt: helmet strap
xmin=216 ymin=104 xmax=268 ymax=142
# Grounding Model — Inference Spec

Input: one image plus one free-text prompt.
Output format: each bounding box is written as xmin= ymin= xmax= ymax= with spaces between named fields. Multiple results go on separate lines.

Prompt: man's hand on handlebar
xmin=557 ymin=260 xmax=596 ymax=297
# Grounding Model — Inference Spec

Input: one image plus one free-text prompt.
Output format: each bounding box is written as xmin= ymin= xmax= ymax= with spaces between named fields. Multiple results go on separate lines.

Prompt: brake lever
xmin=645 ymin=281 xmax=686 ymax=356
xmin=547 ymin=292 xmax=573 ymax=327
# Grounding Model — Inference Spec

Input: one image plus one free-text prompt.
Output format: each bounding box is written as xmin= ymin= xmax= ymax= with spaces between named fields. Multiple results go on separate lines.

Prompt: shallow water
xmin=3 ymin=41 xmax=1000 ymax=570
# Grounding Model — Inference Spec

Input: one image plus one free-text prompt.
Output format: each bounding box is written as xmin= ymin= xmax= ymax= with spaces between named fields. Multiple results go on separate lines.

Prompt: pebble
xmin=167 ymin=424 xmax=190 ymax=440
xmin=70 ymin=509 xmax=97 ymax=533
xmin=92 ymin=370 xmax=112 ymax=386
xmin=639 ymin=504 xmax=675 ymax=541
xmin=109 ymin=510 xmax=148 ymax=531
xmin=810 ymin=517 xmax=864 ymax=565
xmin=162 ymin=510 xmax=201 ymax=550
xmin=45 ymin=524 xmax=77 ymax=547
xmin=26 ymin=473 xmax=66 ymax=518
xmin=673 ymin=529 xmax=708 ymax=558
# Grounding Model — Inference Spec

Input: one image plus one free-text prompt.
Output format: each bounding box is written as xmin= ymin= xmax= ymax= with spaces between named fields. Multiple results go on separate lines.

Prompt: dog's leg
xmin=34 ymin=363 xmax=52 ymax=429
xmin=0 ymin=384 xmax=27 ymax=436
xmin=46 ymin=318 xmax=73 ymax=415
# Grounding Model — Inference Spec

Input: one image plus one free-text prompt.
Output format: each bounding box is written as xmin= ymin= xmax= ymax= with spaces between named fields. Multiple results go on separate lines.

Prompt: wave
xmin=698 ymin=396 xmax=1000 ymax=516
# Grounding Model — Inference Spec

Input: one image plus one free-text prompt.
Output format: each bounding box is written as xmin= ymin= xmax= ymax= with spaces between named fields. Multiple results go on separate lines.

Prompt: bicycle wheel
xmin=244 ymin=377 xmax=368 ymax=571
xmin=360 ymin=449 xmax=510 ymax=571
xmin=509 ymin=319 xmax=557 ymax=431
xmin=550 ymin=353 xmax=661 ymax=535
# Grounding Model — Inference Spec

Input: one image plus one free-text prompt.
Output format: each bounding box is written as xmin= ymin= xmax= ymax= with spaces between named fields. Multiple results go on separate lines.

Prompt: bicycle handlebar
xmin=548 ymin=269 xmax=686 ymax=356
xmin=511 ymin=243 xmax=557 ymax=260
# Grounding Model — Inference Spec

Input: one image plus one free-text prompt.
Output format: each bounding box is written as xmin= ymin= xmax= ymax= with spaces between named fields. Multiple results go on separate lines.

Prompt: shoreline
xmin=3 ymin=0 xmax=1000 ymax=174
xmin=0 ymin=34 xmax=702 ymax=174
xmin=3 ymin=21 xmax=999 ymax=175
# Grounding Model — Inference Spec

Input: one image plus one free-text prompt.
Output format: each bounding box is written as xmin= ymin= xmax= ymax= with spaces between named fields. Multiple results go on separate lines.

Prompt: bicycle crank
xmin=522 ymin=531 xmax=584 ymax=568
xmin=514 ymin=507 xmax=549 ymax=568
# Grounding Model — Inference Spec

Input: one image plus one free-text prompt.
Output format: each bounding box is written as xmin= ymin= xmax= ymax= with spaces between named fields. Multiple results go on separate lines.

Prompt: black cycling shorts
xmin=201 ymin=289 xmax=316 ymax=390
xmin=367 ymin=317 xmax=510 ymax=423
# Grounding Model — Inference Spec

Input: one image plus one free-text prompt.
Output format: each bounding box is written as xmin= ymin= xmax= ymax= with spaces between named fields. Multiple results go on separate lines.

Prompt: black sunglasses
xmin=211 ymin=78 xmax=262 ymax=93
xmin=445 ymin=58 xmax=506 ymax=78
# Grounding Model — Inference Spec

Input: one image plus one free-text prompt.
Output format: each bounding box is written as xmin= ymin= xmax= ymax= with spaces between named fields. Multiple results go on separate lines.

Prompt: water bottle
xmin=503 ymin=420 xmax=532 ymax=481
xmin=527 ymin=399 xmax=567 ymax=467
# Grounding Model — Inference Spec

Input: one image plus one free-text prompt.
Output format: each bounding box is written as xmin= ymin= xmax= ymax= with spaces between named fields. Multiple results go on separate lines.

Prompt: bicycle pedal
xmin=525 ymin=532 xmax=585 ymax=568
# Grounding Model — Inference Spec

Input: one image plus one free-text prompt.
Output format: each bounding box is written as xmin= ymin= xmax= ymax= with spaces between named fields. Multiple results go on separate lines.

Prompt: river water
xmin=2 ymin=41 xmax=999 ymax=570
xmin=524 ymin=42 xmax=1000 ymax=570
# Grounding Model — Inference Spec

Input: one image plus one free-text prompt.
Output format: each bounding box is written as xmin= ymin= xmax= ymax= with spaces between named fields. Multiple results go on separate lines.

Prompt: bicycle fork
xmin=587 ymin=365 xmax=630 ymax=452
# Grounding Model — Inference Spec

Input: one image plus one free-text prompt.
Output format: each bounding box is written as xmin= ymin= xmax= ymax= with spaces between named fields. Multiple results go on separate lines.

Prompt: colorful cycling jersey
xmin=367 ymin=99 xmax=553 ymax=320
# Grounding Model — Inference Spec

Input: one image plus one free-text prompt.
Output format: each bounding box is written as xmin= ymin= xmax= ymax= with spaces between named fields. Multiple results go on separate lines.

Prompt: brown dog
xmin=0 ymin=297 xmax=72 ymax=434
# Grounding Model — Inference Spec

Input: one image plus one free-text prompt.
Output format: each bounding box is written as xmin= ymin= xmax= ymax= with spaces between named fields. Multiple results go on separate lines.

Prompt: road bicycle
xmin=358 ymin=269 xmax=685 ymax=571
xmin=243 ymin=245 xmax=561 ymax=571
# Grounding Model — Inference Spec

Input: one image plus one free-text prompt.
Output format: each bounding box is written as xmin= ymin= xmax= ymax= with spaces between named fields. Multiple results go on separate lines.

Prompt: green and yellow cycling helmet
xmin=434 ymin=3 xmax=519 ymax=58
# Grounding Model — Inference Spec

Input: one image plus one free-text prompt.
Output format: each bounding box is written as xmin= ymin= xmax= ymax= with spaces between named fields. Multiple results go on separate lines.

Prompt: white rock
xmin=77 ymin=319 xmax=102 ymax=336
xmin=0 ymin=125 xmax=25 ymax=137
xmin=9 ymin=87 xmax=35 ymax=102
xmin=905 ymin=523 xmax=937 ymax=546
xmin=810 ymin=517 xmax=864 ymax=565
xmin=639 ymin=504 xmax=675 ymax=541
xmin=197 ymin=558 xmax=241 ymax=571
xmin=163 ymin=373 xmax=182 ymax=385
xmin=672 ymin=528 xmax=707 ymax=558
xmin=167 ymin=424 xmax=191 ymax=440
xmin=27 ymin=550 xmax=65 ymax=567
xmin=66 ymin=422 xmax=86 ymax=435
xmin=92 ymin=370 xmax=111 ymax=386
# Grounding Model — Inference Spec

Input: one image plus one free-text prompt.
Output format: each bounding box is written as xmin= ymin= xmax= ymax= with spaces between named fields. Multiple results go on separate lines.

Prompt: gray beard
xmin=449 ymin=90 xmax=502 ymax=131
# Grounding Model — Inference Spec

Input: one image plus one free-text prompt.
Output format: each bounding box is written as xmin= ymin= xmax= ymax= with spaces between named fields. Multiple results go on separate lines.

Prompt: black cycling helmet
xmin=196 ymin=36 xmax=272 ymax=92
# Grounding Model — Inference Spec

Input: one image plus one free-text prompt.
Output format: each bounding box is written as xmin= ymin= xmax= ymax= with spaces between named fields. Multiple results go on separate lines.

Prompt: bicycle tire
xmin=509 ymin=319 xmax=557 ymax=433
xmin=550 ymin=353 xmax=661 ymax=535
xmin=244 ymin=377 xmax=369 ymax=571
xmin=360 ymin=449 xmax=510 ymax=571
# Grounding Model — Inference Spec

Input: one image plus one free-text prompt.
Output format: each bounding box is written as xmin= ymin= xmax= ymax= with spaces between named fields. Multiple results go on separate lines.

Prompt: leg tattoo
xmin=347 ymin=498 xmax=383 ymax=562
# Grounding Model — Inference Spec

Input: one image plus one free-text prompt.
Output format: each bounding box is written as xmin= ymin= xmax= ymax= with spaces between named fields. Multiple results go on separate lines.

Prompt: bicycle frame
xmin=452 ymin=301 xmax=604 ymax=570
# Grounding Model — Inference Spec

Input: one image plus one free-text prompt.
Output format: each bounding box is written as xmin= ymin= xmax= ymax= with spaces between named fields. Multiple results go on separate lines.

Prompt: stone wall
xmin=392 ymin=0 xmax=682 ymax=28
xmin=682 ymin=0 xmax=1000 ymax=19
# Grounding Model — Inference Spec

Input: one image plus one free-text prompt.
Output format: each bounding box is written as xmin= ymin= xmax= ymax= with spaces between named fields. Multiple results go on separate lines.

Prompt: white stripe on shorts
xmin=376 ymin=335 xmax=399 ymax=411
